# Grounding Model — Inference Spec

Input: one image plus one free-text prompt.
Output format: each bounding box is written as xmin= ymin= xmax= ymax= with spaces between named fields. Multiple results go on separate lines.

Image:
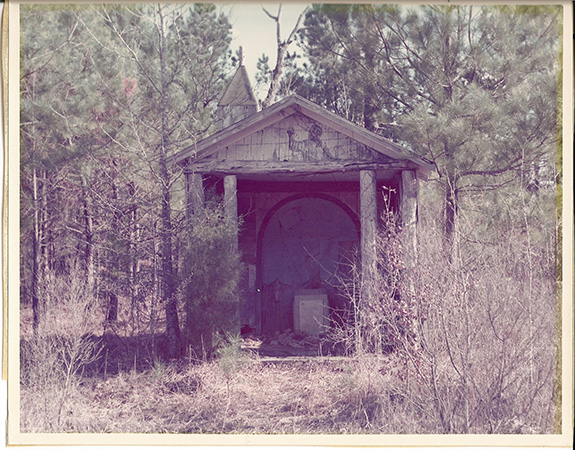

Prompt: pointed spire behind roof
xmin=217 ymin=61 xmax=259 ymax=130
xmin=218 ymin=64 xmax=258 ymax=107
xmin=238 ymin=46 xmax=245 ymax=67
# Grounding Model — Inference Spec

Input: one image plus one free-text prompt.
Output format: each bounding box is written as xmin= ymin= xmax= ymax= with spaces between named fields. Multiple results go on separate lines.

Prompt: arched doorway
xmin=258 ymin=195 xmax=360 ymax=335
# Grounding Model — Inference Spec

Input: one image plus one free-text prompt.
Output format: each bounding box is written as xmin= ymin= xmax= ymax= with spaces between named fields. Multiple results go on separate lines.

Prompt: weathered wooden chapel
xmin=172 ymin=65 xmax=432 ymax=336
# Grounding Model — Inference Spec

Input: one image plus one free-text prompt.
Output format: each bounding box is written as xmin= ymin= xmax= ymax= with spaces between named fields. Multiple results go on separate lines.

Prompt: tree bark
xmin=80 ymin=177 xmax=95 ymax=292
xmin=444 ymin=180 xmax=458 ymax=256
xmin=261 ymin=5 xmax=307 ymax=108
xmin=158 ymin=6 xmax=180 ymax=358
xmin=443 ymin=136 xmax=458 ymax=257
xmin=31 ymin=167 xmax=43 ymax=334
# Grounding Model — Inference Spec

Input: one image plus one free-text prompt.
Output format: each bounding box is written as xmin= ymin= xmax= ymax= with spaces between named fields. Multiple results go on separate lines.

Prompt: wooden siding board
xmin=199 ymin=113 xmax=398 ymax=165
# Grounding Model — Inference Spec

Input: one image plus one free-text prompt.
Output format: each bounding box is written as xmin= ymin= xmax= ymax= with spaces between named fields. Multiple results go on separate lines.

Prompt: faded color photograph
xmin=14 ymin=1 xmax=565 ymax=439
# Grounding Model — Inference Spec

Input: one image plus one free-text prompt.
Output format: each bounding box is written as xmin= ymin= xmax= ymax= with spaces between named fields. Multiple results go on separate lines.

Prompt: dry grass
xmin=20 ymin=353 xmax=428 ymax=434
xmin=19 ymin=348 xmax=553 ymax=434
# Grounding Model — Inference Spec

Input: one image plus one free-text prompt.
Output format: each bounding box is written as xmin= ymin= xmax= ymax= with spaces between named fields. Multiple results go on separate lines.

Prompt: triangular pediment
xmin=172 ymin=95 xmax=432 ymax=176
xmin=208 ymin=112 xmax=392 ymax=163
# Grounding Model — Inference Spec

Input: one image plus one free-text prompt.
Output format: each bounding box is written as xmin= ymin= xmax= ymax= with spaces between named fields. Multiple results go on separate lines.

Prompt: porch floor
xmin=241 ymin=330 xmax=346 ymax=358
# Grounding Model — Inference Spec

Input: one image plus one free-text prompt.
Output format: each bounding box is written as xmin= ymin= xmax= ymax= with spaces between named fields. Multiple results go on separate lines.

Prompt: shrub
xmin=20 ymin=263 xmax=102 ymax=431
xmin=335 ymin=201 xmax=556 ymax=433
xmin=178 ymin=201 xmax=243 ymax=359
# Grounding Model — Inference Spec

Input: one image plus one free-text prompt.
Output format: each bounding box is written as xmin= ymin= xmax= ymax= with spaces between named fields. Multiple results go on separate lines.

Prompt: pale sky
xmin=222 ymin=2 xmax=310 ymax=99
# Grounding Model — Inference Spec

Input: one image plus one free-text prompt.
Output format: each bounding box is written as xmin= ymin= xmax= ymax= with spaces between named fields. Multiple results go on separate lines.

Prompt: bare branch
xmin=261 ymin=5 xmax=309 ymax=108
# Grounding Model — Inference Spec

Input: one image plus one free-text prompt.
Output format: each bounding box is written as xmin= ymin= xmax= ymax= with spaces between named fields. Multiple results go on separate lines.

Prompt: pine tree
xmin=88 ymin=3 xmax=232 ymax=357
xmin=296 ymin=5 xmax=560 ymax=249
xmin=20 ymin=4 xmax=233 ymax=357
xmin=20 ymin=5 xmax=116 ymax=332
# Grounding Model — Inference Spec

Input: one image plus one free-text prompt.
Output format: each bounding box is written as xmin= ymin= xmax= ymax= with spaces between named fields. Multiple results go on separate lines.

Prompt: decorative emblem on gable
xmin=277 ymin=115 xmax=385 ymax=162
xmin=286 ymin=123 xmax=336 ymax=161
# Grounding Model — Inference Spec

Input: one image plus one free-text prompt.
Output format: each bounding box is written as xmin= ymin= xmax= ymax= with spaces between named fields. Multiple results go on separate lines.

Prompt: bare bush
xmin=20 ymin=264 xmax=102 ymax=431
xmin=408 ymin=219 xmax=556 ymax=433
xmin=334 ymin=202 xmax=556 ymax=433
xmin=329 ymin=200 xmax=420 ymax=358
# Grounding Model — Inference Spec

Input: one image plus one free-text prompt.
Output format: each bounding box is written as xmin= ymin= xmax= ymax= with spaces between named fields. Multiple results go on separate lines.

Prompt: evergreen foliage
xmin=20 ymin=3 xmax=234 ymax=356
xmin=179 ymin=201 xmax=243 ymax=359
xmin=291 ymin=4 xmax=560 ymax=247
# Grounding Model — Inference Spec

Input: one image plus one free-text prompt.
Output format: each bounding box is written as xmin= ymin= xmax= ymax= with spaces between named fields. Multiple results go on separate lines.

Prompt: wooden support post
xmin=359 ymin=169 xmax=378 ymax=354
xmin=400 ymin=169 xmax=418 ymax=270
xmin=185 ymin=172 xmax=204 ymax=220
xmin=224 ymin=174 xmax=239 ymax=334
xmin=224 ymin=174 xmax=238 ymax=251
xmin=360 ymin=169 xmax=378 ymax=286
xmin=400 ymin=170 xmax=419 ymax=340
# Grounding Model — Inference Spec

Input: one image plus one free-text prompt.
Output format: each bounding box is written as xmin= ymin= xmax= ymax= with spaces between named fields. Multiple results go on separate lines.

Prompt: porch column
xmin=185 ymin=172 xmax=204 ymax=221
xmin=400 ymin=169 xmax=418 ymax=270
xmin=360 ymin=170 xmax=378 ymax=284
xmin=223 ymin=174 xmax=238 ymax=251
xmin=224 ymin=174 xmax=240 ymax=335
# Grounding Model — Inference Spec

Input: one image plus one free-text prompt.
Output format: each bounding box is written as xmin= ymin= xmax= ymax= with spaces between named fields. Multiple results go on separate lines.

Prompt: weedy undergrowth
xmin=20 ymin=263 xmax=102 ymax=431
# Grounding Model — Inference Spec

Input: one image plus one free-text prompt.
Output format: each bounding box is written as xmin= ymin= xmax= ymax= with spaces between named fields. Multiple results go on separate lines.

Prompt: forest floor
xmin=21 ymin=347 xmax=423 ymax=434
xmin=18 ymin=304 xmax=550 ymax=435
xmin=20 ymin=302 xmax=410 ymax=434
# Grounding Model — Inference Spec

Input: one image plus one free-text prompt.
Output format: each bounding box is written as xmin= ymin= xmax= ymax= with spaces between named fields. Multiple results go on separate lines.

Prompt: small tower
xmin=217 ymin=49 xmax=258 ymax=130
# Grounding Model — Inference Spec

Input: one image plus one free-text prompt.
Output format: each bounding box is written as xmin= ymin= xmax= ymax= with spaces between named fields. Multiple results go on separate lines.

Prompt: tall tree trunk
xmin=362 ymin=43 xmax=378 ymax=132
xmin=443 ymin=138 xmax=459 ymax=257
xmin=363 ymin=95 xmax=378 ymax=132
xmin=31 ymin=166 xmax=54 ymax=333
xmin=106 ymin=176 xmax=120 ymax=324
xmin=158 ymin=6 xmax=180 ymax=358
xmin=261 ymin=5 xmax=307 ymax=108
xmin=128 ymin=181 xmax=139 ymax=333
xmin=261 ymin=41 xmax=289 ymax=108
xmin=31 ymin=167 xmax=43 ymax=334
xmin=80 ymin=177 xmax=95 ymax=292
xmin=444 ymin=182 xmax=458 ymax=246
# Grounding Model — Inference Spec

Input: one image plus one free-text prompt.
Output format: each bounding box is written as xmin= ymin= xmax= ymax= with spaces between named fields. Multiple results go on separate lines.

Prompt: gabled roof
xmin=218 ymin=65 xmax=258 ymax=106
xmin=173 ymin=94 xmax=433 ymax=176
